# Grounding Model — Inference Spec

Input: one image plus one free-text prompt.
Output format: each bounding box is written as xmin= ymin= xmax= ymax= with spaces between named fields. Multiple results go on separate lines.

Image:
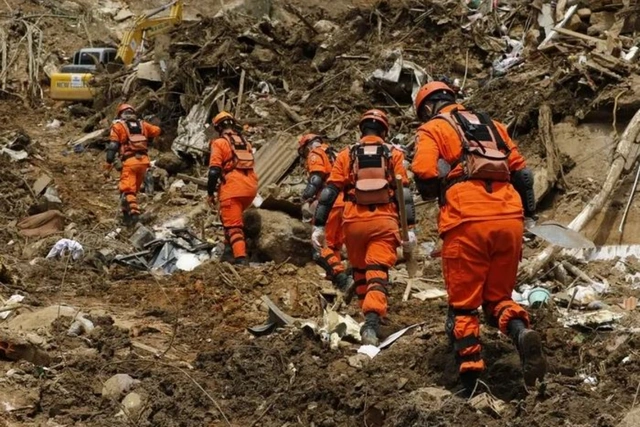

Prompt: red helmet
xmin=117 ymin=103 xmax=135 ymax=117
xmin=212 ymin=111 xmax=236 ymax=129
xmin=414 ymin=82 xmax=456 ymax=113
xmin=298 ymin=133 xmax=322 ymax=150
xmin=359 ymin=109 xmax=389 ymax=133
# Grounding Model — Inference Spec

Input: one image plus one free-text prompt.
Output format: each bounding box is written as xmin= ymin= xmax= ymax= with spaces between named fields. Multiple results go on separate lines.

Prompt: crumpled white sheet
xmin=46 ymin=238 xmax=84 ymax=260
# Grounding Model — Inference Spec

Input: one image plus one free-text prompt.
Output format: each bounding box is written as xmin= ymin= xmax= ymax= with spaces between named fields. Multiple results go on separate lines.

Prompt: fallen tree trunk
xmin=521 ymin=108 xmax=640 ymax=283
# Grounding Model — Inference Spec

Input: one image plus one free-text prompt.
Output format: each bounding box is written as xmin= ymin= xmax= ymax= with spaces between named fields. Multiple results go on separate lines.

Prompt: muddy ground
xmin=2 ymin=0 xmax=640 ymax=426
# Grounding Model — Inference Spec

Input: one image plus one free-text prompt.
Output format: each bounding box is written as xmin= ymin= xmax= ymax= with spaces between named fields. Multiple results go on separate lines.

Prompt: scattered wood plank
xmin=277 ymin=100 xmax=304 ymax=123
xmin=68 ymin=128 xmax=108 ymax=147
xmin=538 ymin=5 xmax=579 ymax=51
xmin=235 ymin=69 xmax=246 ymax=119
xmin=176 ymin=173 xmax=207 ymax=188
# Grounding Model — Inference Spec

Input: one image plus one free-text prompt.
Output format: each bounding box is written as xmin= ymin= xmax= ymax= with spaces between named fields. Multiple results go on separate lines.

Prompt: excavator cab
xmin=50 ymin=48 xmax=118 ymax=101
xmin=49 ymin=0 xmax=183 ymax=102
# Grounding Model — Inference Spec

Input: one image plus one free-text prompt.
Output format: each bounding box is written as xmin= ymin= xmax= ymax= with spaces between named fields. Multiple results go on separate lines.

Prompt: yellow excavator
xmin=50 ymin=0 xmax=183 ymax=101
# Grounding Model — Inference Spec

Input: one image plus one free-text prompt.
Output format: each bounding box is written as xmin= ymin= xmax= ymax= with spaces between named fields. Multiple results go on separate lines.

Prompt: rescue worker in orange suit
xmin=105 ymin=104 xmax=161 ymax=225
xmin=207 ymin=111 xmax=258 ymax=266
xmin=312 ymin=110 xmax=416 ymax=346
xmin=411 ymin=81 xmax=546 ymax=393
xmin=297 ymin=134 xmax=353 ymax=293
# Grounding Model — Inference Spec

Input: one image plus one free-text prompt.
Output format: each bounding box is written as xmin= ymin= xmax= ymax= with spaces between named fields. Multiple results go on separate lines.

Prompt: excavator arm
xmin=116 ymin=0 xmax=183 ymax=66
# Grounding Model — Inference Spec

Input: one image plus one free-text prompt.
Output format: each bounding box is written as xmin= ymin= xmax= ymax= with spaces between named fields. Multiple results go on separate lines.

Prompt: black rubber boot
xmin=459 ymin=370 xmax=481 ymax=397
xmin=129 ymin=214 xmax=140 ymax=226
xmin=233 ymin=256 xmax=249 ymax=266
xmin=360 ymin=312 xmax=380 ymax=346
xmin=508 ymin=319 xmax=547 ymax=387
xmin=334 ymin=273 xmax=355 ymax=303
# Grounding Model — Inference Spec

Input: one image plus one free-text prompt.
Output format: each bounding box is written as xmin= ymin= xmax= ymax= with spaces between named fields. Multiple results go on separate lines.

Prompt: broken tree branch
xmin=235 ymin=68 xmax=246 ymax=119
xmin=538 ymin=104 xmax=566 ymax=189
xmin=277 ymin=100 xmax=304 ymax=123
xmin=521 ymin=108 xmax=640 ymax=283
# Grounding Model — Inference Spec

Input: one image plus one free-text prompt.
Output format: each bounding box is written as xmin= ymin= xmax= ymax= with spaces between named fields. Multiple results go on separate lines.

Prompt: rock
xmin=120 ymin=392 xmax=144 ymax=419
xmin=68 ymin=104 xmax=94 ymax=117
xmin=312 ymin=51 xmax=336 ymax=73
xmin=566 ymin=14 xmax=585 ymax=31
xmin=469 ymin=393 xmax=506 ymax=417
xmin=314 ymin=20 xmax=338 ymax=34
xmin=151 ymin=167 xmax=169 ymax=191
xmin=60 ymin=0 xmax=82 ymax=13
xmin=587 ymin=11 xmax=615 ymax=35
xmin=6 ymin=305 xmax=79 ymax=332
xmin=251 ymin=47 xmax=276 ymax=63
xmin=102 ymin=374 xmax=140 ymax=400
xmin=33 ymin=174 xmax=53 ymax=196
xmin=243 ymin=209 xmax=313 ymax=266
xmin=577 ymin=8 xmax=591 ymax=20
xmin=347 ymin=354 xmax=370 ymax=368
xmin=155 ymin=152 xmax=191 ymax=175
xmin=114 ymin=8 xmax=134 ymax=22
xmin=0 ymin=332 xmax=51 ymax=366
xmin=350 ymin=80 xmax=364 ymax=95
xmin=619 ymin=406 xmax=640 ymax=427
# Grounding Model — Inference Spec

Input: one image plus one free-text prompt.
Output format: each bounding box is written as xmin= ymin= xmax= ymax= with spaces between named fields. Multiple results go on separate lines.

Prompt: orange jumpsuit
xmin=209 ymin=130 xmax=258 ymax=259
xmin=327 ymin=135 xmax=409 ymax=317
xmin=110 ymin=120 xmax=161 ymax=216
xmin=306 ymin=144 xmax=346 ymax=279
xmin=412 ymin=103 xmax=529 ymax=373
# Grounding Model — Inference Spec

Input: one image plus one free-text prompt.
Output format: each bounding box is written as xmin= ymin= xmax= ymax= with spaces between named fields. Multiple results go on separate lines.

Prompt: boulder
xmin=243 ymin=209 xmax=313 ymax=266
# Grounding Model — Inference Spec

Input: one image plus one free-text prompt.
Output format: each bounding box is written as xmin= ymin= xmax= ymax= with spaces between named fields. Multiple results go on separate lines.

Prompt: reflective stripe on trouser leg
xmin=122 ymin=192 xmax=139 ymax=215
xmin=314 ymin=247 xmax=345 ymax=279
xmin=225 ymin=227 xmax=246 ymax=259
xmin=447 ymin=307 xmax=484 ymax=373
xmin=484 ymin=300 xmax=530 ymax=334
xmin=353 ymin=268 xmax=367 ymax=304
xmin=361 ymin=264 xmax=389 ymax=317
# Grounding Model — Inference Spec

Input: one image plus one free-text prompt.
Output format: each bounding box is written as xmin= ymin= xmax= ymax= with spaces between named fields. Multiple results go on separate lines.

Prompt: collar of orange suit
xmin=220 ymin=129 xmax=237 ymax=137
xmin=436 ymin=103 xmax=467 ymax=116
xmin=359 ymin=135 xmax=386 ymax=144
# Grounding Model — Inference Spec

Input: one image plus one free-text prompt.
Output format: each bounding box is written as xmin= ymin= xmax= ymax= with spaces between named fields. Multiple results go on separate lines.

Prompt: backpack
xmin=349 ymin=140 xmax=394 ymax=205
xmin=436 ymin=109 xmax=511 ymax=186
xmin=223 ymin=133 xmax=254 ymax=171
xmin=122 ymin=120 xmax=148 ymax=154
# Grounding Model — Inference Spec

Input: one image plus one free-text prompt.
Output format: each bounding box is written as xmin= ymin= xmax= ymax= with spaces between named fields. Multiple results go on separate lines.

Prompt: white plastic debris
xmin=1 ymin=147 xmax=28 ymax=161
xmin=46 ymin=119 xmax=62 ymax=130
xmin=563 ymin=245 xmax=640 ymax=261
xmin=46 ymin=239 xmax=84 ymax=260
xmin=174 ymin=251 xmax=205 ymax=272
xmin=67 ymin=316 xmax=95 ymax=336
xmin=562 ymin=310 xmax=624 ymax=328
xmin=0 ymin=294 xmax=25 ymax=320
xmin=358 ymin=345 xmax=381 ymax=359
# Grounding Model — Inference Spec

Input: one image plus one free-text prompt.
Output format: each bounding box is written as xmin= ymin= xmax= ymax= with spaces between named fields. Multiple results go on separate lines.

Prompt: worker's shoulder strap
xmin=434 ymin=109 xmax=509 ymax=153
xmin=321 ymin=145 xmax=337 ymax=164
xmin=118 ymin=120 xmax=145 ymax=140
xmin=222 ymin=132 xmax=250 ymax=150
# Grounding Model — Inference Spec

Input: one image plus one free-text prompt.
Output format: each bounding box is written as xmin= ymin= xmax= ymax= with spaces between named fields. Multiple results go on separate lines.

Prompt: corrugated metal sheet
xmin=254 ymin=133 xmax=299 ymax=193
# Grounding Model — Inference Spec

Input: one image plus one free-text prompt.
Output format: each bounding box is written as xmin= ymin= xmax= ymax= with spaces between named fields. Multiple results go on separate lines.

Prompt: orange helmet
xmin=414 ymin=81 xmax=456 ymax=113
xmin=117 ymin=103 xmax=135 ymax=117
xmin=212 ymin=111 xmax=235 ymax=129
xmin=298 ymin=133 xmax=322 ymax=150
xmin=359 ymin=109 xmax=389 ymax=133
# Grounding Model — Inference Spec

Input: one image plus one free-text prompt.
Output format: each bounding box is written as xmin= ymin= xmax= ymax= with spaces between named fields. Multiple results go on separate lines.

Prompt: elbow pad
xmin=415 ymin=177 xmax=440 ymax=201
xmin=403 ymin=187 xmax=416 ymax=226
xmin=106 ymin=141 xmax=119 ymax=164
xmin=207 ymin=167 xmax=222 ymax=196
xmin=301 ymin=172 xmax=325 ymax=201
xmin=511 ymin=168 xmax=536 ymax=216
xmin=313 ymin=184 xmax=340 ymax=226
